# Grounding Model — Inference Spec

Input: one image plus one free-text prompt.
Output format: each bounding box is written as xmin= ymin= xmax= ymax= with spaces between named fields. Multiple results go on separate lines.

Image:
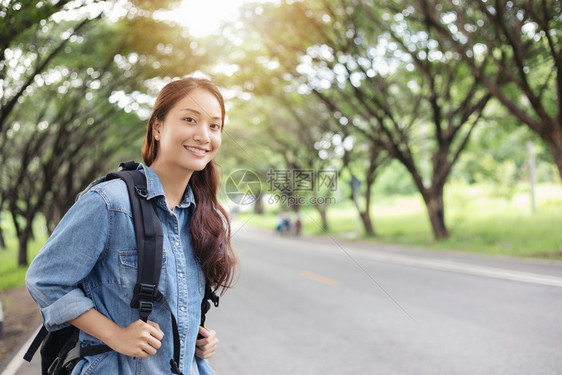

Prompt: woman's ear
xmin=154 ymin=120 xmax=161 ymax=139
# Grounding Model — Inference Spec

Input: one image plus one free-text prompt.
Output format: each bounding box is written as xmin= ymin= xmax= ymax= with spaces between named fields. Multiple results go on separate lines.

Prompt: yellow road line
xmin=299 ymin=270 xmax=340 ymax=286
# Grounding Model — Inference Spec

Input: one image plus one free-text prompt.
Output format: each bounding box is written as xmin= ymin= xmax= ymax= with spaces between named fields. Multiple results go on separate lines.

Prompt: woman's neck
xmin=149 ymin=162 xmax=193 ymax=211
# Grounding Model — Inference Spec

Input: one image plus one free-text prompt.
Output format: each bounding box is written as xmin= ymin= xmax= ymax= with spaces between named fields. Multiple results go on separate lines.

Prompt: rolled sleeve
xmin=38 ymin=288 xmax=95 ymax=331
xmin=26 ymin=190 xmax=110 ymax=331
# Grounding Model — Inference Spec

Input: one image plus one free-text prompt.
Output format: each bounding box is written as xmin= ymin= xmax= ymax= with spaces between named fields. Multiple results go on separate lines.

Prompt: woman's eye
xmin=184 ymin=117 xmax=196 ymax=123
xmin=211 ymin=124 xmax=222 ymax=130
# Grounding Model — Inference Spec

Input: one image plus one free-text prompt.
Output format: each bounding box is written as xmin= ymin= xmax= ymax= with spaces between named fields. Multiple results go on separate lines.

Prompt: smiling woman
xmin=150 ymin=88 xmax=223 ymax=204
xmin=26 ymin=77 xmax=236 ymax=375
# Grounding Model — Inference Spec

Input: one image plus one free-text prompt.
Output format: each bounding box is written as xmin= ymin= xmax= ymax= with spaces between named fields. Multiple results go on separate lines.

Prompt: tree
xmin=0 ymin=0 xmax=73 ymax=54
xmin=342 ymin=131 xmax=390 ymax=236
xmin=420 ymin=0 xmax=562 ymax=181
xmin=0 ymin=0 xmax=98 ymax=247
xmin=269 ymin=94 xmax=341 ymax=231
xmin=223 ymin=92 xmax=341 ymax=231
xmin=3 ymin=29 xmax=143 ymax=264
xmin=241 ymin=0 xmax=491 ymax=239
xmin=0 ymin=1 xmax=101 ymax=138
xmin=1 ymin=0 xmax=212 ymax=265
xmin=208 ymin=21 xmax=347 ymax=230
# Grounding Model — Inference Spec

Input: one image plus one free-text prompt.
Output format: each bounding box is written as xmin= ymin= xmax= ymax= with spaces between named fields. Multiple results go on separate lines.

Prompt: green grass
xmin=0 ymin=216 xmax=46 ymax=291
xmin=239 ymin=183 xmax=562 ymax=259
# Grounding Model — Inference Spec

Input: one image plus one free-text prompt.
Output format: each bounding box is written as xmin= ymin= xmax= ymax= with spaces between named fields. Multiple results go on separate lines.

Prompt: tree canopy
xmin=1 ymin=0 xmax=560 ymax=261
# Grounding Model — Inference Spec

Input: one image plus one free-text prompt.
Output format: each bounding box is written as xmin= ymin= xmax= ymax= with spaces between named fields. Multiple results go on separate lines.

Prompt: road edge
xmin=0 ymin=325 xmax=41 ymax=375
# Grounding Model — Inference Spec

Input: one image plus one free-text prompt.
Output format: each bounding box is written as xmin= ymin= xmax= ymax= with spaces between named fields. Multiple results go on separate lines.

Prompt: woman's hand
xmin=108 ymin=320 xmax=164 ymax=358
xmin=195 ymin=326 xmax=218 ymax=359
xmin=70 ymin=309 xmax=164 ymax=358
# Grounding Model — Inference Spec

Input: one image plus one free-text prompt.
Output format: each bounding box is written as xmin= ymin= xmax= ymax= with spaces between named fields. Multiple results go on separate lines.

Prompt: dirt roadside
xmin=0 ymin=286 xmax=42 ymax=372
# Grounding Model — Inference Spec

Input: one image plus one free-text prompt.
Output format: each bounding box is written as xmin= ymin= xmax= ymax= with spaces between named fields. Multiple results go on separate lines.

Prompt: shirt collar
xmin=138 ymin=164 xmax=196 ymax=209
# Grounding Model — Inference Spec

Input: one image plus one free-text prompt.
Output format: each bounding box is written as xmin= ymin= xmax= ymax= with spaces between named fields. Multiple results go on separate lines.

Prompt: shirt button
xmin=178 ymin=273 xmax=183 ymax=278
xmin=181 ymin=307 xmax=185 ymax=311
xmin=180 ymin=340 xmax=183 ymax=345
xmin=174 ymin=241 xmax=179 ymax=247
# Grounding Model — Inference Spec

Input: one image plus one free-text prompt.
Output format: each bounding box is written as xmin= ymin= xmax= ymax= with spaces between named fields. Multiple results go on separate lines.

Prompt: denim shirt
xmin=26 ymin=165 xmax=215 ymax=375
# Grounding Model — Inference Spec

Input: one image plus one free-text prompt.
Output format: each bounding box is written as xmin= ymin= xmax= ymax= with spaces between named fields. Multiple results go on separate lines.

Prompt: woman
xmin=26 ymin=77 xmax=237 ymax=374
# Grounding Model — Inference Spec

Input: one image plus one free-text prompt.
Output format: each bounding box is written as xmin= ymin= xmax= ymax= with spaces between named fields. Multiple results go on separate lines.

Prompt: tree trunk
xmin=11 ymin=205 xmax=36 ymax=266
xmin=422 ymin=189 xmax=449 ymax=239
xmin=543 ymin=126 xmax=562 ymax=183
xmin=17 ymin=223 xmax=34 ymax=266
xmin=360 ymin=164 xmax=377 ymax=237
xmin=352 ymin=190 xmax=376 ymax=236
xmin=0 ymin=225 xmax=5 ymax=249
xmin=18 ymin=234 xmax=28 ymax=266
xmin=360 ymin=211 xmax=375 ymax=236
xmin=254 ymin=195 xmax=264 ymax=215
xmin=315 ymin=205 xmax=329 ymax=232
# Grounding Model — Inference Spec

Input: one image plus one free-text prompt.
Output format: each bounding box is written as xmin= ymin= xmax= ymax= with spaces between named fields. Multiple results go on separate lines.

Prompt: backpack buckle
xmin=133 ymin=283 xmax=156 ymax=321
xmin=135 ymin=186 xmax=149 ymax=198
xmin=136 ymin=283 xmax=157 ymax=298
xmin=138 ymin=301 xmax=153 ymax=322
xmin=131 ymin=283 xmax=156 ymax=308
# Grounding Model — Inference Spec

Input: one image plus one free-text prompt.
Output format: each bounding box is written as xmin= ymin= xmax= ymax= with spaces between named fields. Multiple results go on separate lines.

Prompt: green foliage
xmin=452 ymin=110 xmax=558 ymax=190
xmin=2 ymin=0 xmax=562 ymax=267
xmin=374 ymin=160 xmax=418 ymax=196
xmin=1 ymin=0 xmax=218 ymax=265
xmin=213 ymin=0 xmax=562 ymax=241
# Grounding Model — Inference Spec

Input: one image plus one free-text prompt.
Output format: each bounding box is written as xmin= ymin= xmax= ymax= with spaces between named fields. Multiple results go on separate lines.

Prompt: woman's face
xmin=153 ymin=88 xmax=223 ymax=173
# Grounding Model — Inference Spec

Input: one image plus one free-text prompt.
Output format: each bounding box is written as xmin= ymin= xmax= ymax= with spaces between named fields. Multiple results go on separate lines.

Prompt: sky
xmin=156 ymin=0 xmax=252 ymax=37
xmin=50 ymin=0 xmax=255 ymax=37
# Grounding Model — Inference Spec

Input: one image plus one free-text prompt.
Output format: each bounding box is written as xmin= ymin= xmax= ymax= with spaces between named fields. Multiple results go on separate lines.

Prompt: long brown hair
xmin=142 ymin=77 xmax=236 ymax=293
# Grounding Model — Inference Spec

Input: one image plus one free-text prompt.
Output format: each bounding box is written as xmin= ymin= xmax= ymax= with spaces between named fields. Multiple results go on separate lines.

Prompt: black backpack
xmin=24 ymin=161 xmax=219 ymax=375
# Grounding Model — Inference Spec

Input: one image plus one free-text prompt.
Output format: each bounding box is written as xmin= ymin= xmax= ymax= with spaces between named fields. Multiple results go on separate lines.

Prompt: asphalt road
xmin=207 ymin=224 xmax=562 ymax=375
xmin=9 ymin=223 xmax=562 ymax=375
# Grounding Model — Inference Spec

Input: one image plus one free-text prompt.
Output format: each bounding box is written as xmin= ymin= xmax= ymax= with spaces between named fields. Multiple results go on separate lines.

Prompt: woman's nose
xmin=193 ymin=123 xmax=210 ymax=142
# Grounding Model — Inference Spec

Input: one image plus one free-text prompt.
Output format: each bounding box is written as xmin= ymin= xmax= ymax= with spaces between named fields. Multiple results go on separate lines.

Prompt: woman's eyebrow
xmin=180 ymin=108 xmax=221 ymax=121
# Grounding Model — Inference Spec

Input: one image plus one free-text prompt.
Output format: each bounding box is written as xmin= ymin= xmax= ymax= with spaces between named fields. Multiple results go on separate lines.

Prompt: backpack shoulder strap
xmin=200 ymin=286 xmax=220 ymax=328
xmin=107 ymin=163 xmax=163 ymax=322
